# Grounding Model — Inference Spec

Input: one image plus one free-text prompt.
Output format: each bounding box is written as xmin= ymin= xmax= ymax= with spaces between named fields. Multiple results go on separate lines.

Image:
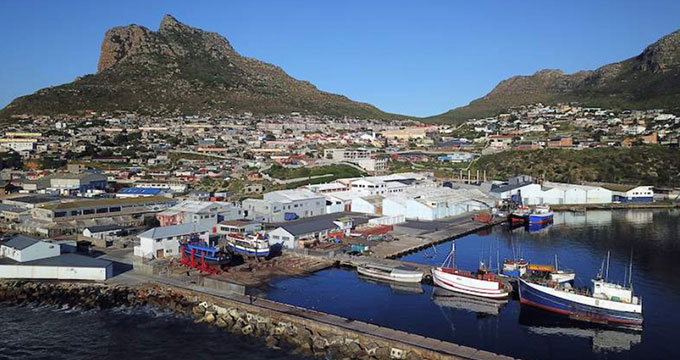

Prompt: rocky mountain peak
xmin=159 ymin=14 xmax=184 ymax=32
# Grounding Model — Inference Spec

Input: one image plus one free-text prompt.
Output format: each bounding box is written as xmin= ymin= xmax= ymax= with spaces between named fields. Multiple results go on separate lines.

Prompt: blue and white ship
xmin=518 ymin=252 xmax=643 ymax=326
xmin=527 ymin=205 xmax=554 ymax=225
xmin=226 ymin=233 xmax=270 ymax=258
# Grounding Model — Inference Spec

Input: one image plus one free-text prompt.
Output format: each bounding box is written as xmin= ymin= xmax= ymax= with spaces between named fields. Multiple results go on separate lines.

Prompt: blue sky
xmin=1 ymin=0 xmax=679 ymax=117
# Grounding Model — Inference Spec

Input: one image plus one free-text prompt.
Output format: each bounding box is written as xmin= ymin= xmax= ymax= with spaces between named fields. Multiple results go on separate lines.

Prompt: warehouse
xmin=601 ymin=184 xmax=654 ymax=203
xmin=134 ymin=222 xmax=211 ymax=259
xmin=381 ymin=187 xmax=493 ymax=221
xmin=0 ymin=254 xmax=113 ymax=281
xmin=267 ymin=214 xmax=353 ymax=249
xmin=0 ymin=235 xmax=60 ymax=262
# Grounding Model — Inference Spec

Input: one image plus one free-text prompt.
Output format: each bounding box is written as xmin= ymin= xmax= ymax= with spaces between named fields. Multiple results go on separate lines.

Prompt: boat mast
xmin=554 ymin=254 xmax=558 ymax=271
xmin=605 ymin=251 xmax=611 ymax=282
xmin=628 ymin=248 xmax=634 ymax=288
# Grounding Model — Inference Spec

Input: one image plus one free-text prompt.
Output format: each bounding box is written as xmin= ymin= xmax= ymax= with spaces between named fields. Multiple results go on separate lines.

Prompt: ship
xmin=356 ymin=263 xmax=424 ymax=284
xmin=508 ymin=206 xmax=531 ymax=224
xmin=518 ymin=252 xmax=643 ymax=326
xmin=527 ymin=205 xmax=554 ymax=225
xmin=182 ymin=241 xmax=232 ymax=264
xmin=501 ymin=258 xmax=528 ymax=279
xmin=432 ymin=242 xmax=512 ymax=299
xmin=526 ymin=255 xmax=576 ymax=283
xmin=226 ymin=233 xmax=270 ymax=257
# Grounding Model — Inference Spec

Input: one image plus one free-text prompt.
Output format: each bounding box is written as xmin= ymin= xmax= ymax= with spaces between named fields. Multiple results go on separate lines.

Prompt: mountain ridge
xmin=428 ymin=29 xmax=680 ymax=123
xmin=0 ymin=15 xmax=403 ymax=120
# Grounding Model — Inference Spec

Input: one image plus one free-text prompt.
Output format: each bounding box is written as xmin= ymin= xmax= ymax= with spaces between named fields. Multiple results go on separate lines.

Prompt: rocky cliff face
xmin=1 ymin=15 xmax=396 ymax=119
xmin=429 ymin=29 xmax=680 ymax=123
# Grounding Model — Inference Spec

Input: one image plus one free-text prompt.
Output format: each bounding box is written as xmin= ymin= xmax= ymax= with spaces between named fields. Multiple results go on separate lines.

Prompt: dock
xmin=370 ymin=213 xmax=505 ymax=259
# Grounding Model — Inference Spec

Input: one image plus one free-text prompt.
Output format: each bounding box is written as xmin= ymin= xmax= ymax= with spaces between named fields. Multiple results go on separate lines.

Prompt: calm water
xmin=260 ymin=209 xmax=680 ymax=360
xmin=0 ymin=304 xmax=308 ymax=360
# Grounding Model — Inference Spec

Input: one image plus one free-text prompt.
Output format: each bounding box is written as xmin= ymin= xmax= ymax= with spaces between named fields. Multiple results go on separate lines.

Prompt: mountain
xmin=428 ymin=29 xmax=680 ymax=123
xmin=0 ymin=15 xmax=400 ymax=119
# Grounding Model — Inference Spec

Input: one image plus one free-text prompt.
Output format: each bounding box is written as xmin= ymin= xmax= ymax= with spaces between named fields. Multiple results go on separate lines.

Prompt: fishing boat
xmin=357 ymin=263 xmax=424 ymax=284
xmin=508 ymin=206 xmax=531 ymax=224
xmin=527 ymin=205 xmax=554 ymax=225
xmin=357 ymin=275 xmax=425 ymax=294
xmin=518 ymin=252 xmax=643 ymax=326
xmin=182 ymin=241 xmax=232 ymax=264
xmin=432 ymin=242 xmax=511 ymax=299
xmin=432 ymin=287 xmax=507 ymax=316
xmin=226 ymin=233 xmax=270 ymax=257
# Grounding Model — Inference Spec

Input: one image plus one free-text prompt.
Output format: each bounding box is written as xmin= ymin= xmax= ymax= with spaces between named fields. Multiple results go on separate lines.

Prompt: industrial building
xmin=486 ymin=176 xmax=614 ymax=205
xmin=242 ymin=189 xmax=326 ymax=223
xmin=156 ymin=200 xmax=244 ymax=227
xmin=600 ymin=184 xmax=654 ymax=203
xmin=267 ymin=214 xmax=353 ymax=249
xmin=134 ymin=222 xmax=212 ymax=259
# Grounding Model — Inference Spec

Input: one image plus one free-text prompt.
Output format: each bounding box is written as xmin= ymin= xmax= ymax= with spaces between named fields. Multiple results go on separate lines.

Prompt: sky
xmin=1 ymin=1 xmax=679 ymax=117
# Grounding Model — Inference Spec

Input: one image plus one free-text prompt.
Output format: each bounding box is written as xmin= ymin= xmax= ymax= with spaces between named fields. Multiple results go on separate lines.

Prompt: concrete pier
xmin=370 ymin=214 xmax=505 ymax=259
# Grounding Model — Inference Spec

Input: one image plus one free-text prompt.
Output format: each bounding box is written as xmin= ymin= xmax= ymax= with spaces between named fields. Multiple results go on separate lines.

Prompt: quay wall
xmin=0 ymin=280 xmax=514 ymax=360
xmin=551 ymin=202 xmax=679 ymax=211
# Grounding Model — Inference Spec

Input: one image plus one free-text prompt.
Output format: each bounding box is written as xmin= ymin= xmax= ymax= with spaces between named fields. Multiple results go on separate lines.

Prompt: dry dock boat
xmin=226 ymin=233 xmax=270 ymax=257
xmin=518 ymin=252 xmax=643 ymax=326
xmin=432 ymin=243 xmax=511 ymax=299
xmin=357 ymin=263 xmax=424 ymax=284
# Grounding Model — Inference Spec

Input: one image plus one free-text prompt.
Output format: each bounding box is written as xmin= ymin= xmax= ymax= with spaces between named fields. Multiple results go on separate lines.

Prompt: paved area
xmin=370 ymin=213 xmax=503 ymax=259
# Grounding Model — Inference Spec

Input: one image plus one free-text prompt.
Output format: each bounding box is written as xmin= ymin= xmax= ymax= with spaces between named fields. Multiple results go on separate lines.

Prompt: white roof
xmin=138 ymin=222 xmax=212 ymax=240
xmin=263 ymin=189 xmax=324 ymax=202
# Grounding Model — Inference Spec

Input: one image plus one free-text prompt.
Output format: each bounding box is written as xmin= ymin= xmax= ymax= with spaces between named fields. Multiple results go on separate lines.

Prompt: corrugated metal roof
xmin=138 ymin=222 xmax=212 ymax=240
xmin=118 ymin=187 xmax=162 ymax=195
xmin=3 ymin=235 xmax=41 ymax=250
xmin=0 ymin=253 xmax=112 ymax=268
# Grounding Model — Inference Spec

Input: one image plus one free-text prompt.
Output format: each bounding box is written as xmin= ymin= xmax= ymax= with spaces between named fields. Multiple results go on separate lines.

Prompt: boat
xmin=182 ymin=241 xmax=232 ymax=264
xmin=528 ymin=205 xmax=554 ymax=225
xmin=508 ymin=206 xmax=531 ymax=224
xmin=356 ymin=263 xmax=424 ymax=283
xmin=432 ymin=287 xmax=507 ymax=316
xmin=518 ymin=251 xmax=643 ymax=326
xmin=226 ymin=233 xmax=270 ymax=257
xmin=432 ymin=242 xmax=511 ymax=299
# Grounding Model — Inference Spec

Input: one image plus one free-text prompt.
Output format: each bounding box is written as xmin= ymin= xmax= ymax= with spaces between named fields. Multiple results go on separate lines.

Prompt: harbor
xmin=260 ymin=209 xmax=679 ymax=360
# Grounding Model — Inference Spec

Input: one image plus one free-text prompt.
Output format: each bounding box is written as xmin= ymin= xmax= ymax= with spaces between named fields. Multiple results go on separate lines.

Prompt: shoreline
xmin=550 ymin=202 xmax=679 ymax=211
xmin=0 ymin=280 xmax=516 ymax=360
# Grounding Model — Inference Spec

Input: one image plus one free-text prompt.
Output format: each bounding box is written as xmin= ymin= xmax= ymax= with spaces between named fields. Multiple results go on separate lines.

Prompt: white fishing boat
xmin=432 ymin=242 xmax=511 ymax=299
xmin=226 ymin=233 xmax=270 ymax=257
xmin=357 ymin=263 xmax=424 ymax=283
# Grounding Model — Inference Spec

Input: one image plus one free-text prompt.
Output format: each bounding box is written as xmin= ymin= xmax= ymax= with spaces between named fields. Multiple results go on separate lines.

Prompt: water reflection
xmin=519 ymin=307 xmax=642 ymax=353
xmin=357 ymin=275 xmax=424 ymax=294
xmin=432 ymin=287 xmax=507 ymax=316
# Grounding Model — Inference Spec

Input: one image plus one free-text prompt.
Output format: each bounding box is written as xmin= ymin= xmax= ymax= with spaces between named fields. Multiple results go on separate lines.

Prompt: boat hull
xmin=518 ymin=279 xmax=643 ymax=326
xmin=528 ymin=213 xmax=554 ymax=225
xmin=227 ymin=243 xmax=270 ymax=257
xmin=357 ymin=266 xmax=423 ymax=284
xmin=432 ymin=267 xmax=509 ymax=299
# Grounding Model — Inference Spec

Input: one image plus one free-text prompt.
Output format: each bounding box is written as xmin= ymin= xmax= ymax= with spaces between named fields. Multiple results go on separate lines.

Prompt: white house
xmin=134 ymin=223 xmax=211 ymax=259
xmin=83 ymin=224 xmax=122 ymax=240
xmin=0 ymin=235 xmax=60 ymax=262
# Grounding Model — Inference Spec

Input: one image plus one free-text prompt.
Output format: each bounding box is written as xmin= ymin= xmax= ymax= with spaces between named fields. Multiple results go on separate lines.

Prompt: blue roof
xmin=119 ymin=187 xmax=162 ymax=195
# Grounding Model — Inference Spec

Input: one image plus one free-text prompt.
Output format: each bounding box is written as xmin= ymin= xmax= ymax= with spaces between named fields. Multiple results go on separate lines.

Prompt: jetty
xmin=370 ymin=213 xmax=505 ymax=259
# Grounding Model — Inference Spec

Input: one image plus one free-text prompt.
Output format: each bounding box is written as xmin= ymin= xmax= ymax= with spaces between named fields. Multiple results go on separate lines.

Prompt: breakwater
xmin=0 ymin=281 xmax=514 ymax=360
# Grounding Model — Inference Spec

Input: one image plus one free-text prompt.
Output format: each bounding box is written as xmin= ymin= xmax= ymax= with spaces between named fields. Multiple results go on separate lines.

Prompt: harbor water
xmin=0 ymin=304 xmax=308 ymax=360
xmin=260 ymin=209 xmax=680 ymax=360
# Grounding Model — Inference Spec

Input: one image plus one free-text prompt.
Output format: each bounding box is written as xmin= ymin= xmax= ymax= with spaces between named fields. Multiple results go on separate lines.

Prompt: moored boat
xmin=357 ymin=264 xmax=424 ymax=283
xmin=518 ymin=252 xmax=643 ymax=326
xmin=226 ymin=233 xmax=270 ymax=257
xmin=509 ymin=206 xmax=531 ymax=224
xmin=432 ymin=243 xmax=511 ymax=299
xmin=528 ymin=205 xmax=554 ymax=225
